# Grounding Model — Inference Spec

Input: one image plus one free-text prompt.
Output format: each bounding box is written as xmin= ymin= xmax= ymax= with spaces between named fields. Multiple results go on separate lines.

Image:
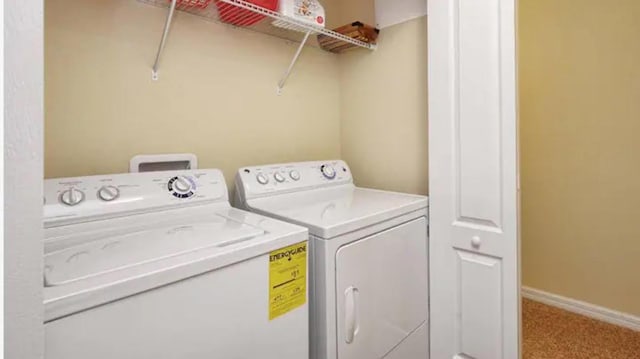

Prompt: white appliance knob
xmin=98 ymin=186 xmax=119 ymax=201
xmin=256 ymin=173 xmax=269 ymax=185
xmin=274 ymin=172 xmax=285 ymax=183
xmin=60 ymin=188 xmax=85 ymax=206
xmin=321 ymin=164 xmax=336 ymax=179
xmin=173 ymin=176 xmax=192 ymax=193
xmin=289 ymin=170 xmax=301 ymax=181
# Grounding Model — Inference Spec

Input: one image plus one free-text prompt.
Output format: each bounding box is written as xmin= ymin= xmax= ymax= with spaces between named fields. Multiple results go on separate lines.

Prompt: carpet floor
xmin=523 ymin=299 xmax=640 ymax=358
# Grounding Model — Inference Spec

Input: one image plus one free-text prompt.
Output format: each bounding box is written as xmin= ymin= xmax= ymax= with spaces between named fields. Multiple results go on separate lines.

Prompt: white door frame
xmin=428 ymin=0 xmax=520 ymax=357
xmin=4 ymin=1 xmax=45 ymax=358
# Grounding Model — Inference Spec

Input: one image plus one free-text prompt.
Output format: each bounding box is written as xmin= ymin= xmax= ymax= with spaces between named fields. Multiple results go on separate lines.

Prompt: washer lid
xmin=247 ymin=186 xmax=428 ymax=238
xmin=44 ymin=213 xmax=265 ymax=287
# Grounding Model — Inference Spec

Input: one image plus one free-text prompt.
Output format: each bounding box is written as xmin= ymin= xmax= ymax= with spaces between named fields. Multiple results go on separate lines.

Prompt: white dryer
xmin=235 ymin=160 xmax=429 ymax=359
xmin=44 ymin=169 xmax=309 ymax=359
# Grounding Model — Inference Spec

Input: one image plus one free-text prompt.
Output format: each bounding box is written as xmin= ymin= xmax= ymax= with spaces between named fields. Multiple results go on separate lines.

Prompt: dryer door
xmin=336 ymin=217 xmax=428 ymax=359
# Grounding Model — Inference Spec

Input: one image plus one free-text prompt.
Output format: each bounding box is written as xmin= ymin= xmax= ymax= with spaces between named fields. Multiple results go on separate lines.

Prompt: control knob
xmin=168 ymin=176 xmax=196 ymax=199
xmin=256 ymin=173 xmax=269 ymax=185
xmin=98 ymin=186 xmax=119 ymax=202
xmin=289 ymin=170 xmax=301 ymax=181
xmin=274 ymin=172 xmax=285 ymax=183
xmin=60 ymin=188 xmax=85 ymax=206
xmin=321 ymin=164 xmax=336 ymax=179
xmin=172 ymin=176 xmax=192 ymax=193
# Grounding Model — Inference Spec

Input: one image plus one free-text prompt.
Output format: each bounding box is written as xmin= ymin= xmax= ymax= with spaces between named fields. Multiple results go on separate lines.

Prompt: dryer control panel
xmin=235 ymin=160 xmax=353 ymax=200
xmin=44 ymin=169 xmax=228 ymax=227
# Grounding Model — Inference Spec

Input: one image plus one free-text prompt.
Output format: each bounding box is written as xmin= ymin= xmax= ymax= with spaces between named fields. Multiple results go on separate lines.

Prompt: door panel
xmin=335 ymin=218 xmax=428 ymax=359
xmin=428 ymin=0 xmax=519 ymax=357
xmin=457 ymin=251 xmax=503 ymax=359
xmin=457 ymin=0 xmax=503 ymax=229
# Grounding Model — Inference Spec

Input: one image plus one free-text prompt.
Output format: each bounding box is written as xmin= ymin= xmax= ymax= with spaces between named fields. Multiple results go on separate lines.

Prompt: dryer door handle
xmin=344 ymin=286 xmax=359 ymax=344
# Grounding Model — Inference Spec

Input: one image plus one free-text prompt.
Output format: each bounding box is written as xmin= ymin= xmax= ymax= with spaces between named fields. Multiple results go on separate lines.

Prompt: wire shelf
xmin=138 ymin=0 xmax=377 ymax=51
xmin=140 ymin=0 xmax=375 ymax=92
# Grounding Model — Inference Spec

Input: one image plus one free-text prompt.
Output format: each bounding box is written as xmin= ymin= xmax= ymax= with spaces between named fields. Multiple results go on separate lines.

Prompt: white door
xmin=335 ymin=218 xmax=428 ymax=359
xmin=428 ymin=0 xmax=519 ymax=358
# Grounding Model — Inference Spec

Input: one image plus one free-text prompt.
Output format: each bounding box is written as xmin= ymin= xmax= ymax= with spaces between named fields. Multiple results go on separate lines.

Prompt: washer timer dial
xmin=168 ymin=176 xmax=196 ymax=198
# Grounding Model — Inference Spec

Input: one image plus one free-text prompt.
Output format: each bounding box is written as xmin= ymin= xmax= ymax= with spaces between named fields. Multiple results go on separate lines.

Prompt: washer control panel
xmin=45 ymin=169 xmax=227 ymax=226
xmin=236 ymin=160 xmax=353 ymax=200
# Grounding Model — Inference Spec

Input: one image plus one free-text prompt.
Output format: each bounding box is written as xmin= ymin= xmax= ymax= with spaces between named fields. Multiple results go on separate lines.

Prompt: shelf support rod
xmin=152 ymin=0 xmax=178 ymax=81
xmin=277 ymin=30 xmax=312 ymax=95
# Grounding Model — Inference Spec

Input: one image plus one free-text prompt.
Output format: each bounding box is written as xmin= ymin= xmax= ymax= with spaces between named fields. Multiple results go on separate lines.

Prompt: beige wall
xmin=340 ymin=16 xmax=428 ymax=195
xmin=323 ymin=0 xmax=375 ymax=29
xmin=45 ymin=0 xmax=341 ymax=188
xmin=46 ymin=0 xmax=427 ymax=196
xmin=519 ymin=0 xmax=640 ymax=315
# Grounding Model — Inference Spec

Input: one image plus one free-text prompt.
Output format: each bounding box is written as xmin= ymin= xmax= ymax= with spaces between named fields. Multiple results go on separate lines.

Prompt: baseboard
xmin=521 ymin=286 xmax=640 ymax=332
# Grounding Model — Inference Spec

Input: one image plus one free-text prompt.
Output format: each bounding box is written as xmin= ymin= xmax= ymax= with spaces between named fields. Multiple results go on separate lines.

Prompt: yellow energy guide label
xmin=269 ymin=242 xmax=307 ymax=320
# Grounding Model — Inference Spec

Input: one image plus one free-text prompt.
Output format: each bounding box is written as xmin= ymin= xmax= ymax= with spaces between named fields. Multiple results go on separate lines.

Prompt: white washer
xmin=44 ymin=169 xmax=309 ymax=359
xmin=235 ymin=160 xmax=429 ymax=359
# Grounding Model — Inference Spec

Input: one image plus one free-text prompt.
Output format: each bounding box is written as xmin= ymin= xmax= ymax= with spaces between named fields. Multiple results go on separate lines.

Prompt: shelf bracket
xmin=277 ymin=30 xmax=312 ymax=95
xmin=152 ymin=0 xmax=178 ymax=81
